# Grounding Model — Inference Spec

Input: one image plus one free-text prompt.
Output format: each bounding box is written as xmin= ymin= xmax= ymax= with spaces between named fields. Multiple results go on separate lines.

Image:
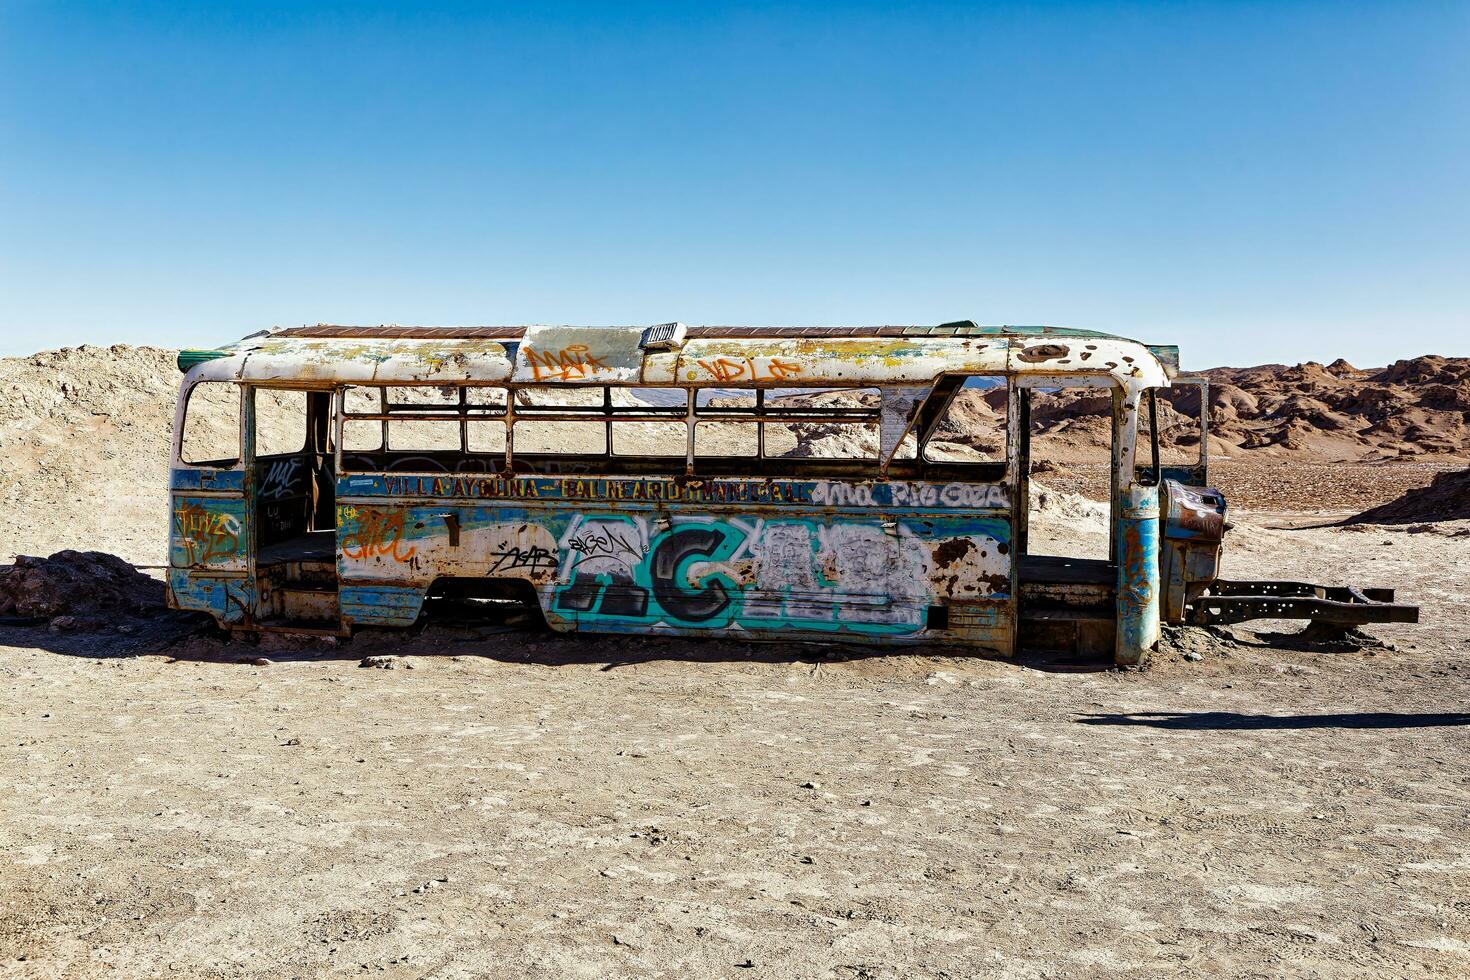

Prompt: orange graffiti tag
xmin=695 ymin=356 xmax=804 ymax=383
xmin=524 ymin=344 xmax=608 ymax=381
xmin=174 ymin=502 xmax=240 ymax=565
xmin=341 ymin=509 xmax=417 ymax=563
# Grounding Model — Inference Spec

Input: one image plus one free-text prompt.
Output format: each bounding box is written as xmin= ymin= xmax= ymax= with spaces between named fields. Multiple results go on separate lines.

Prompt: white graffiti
xmin=819 ymin=523 xmax=930 ymax=626
xmin=734 ymin=519 xmax=933 ymax=627
xmin=807 ymin=481 xmax=1008 ymax=509
xmin=746 ymin=522 xmax=832 ymax=623
xmin=754 ymin=524 xmax=819 ymax=592
xmin=810 ymin=483 xmax=877 ymax=506
xmin=889 ymin=482 xmax=1008 ymax=509
xmin=259 ymin=457 xmax=304 ymax=500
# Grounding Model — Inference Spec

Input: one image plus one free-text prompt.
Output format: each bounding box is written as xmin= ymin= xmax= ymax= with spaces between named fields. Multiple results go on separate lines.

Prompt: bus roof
xmin=178 ymin=322 xmax=1177 ymax=389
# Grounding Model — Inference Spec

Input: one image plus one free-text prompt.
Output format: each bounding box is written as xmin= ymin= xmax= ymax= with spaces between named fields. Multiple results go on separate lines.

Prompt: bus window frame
xmin=879 ymin=373 xmax=1011 ymax=483
xmin=328 ymin=378 xmax=1076 ymax=486
xmin=1011 ymin=373 xmax=1137 ymax=562
xmin=335 ymin=384 xmax=512 ymax=473
xmin=177 ymin=378 xmax=245 ymax=469
xmin=1134 ymin=377 xmax=1210 ymax=488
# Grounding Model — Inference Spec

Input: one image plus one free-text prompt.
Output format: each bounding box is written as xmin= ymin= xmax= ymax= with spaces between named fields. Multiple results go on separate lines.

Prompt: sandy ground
xmin=3 ymin=496 xmax=1469 ymax=978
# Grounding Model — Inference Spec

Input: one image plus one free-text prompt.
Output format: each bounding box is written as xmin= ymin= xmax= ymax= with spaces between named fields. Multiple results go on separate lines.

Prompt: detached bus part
xmin=166 ymin=322 xmax=1418 ymax=664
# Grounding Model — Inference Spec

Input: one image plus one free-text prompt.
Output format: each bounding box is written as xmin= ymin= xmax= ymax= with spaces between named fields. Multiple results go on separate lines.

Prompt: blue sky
xmin=1 ymin=1 xmax=1466 ymax=367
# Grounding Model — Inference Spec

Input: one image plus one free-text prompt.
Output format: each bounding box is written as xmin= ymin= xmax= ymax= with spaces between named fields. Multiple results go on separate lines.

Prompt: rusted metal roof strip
xmin=276 ymin=325 xmax=526 ymax=339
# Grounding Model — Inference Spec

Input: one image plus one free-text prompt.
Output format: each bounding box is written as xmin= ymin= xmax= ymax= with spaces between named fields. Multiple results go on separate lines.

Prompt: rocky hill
xmin=1198 ymin=356 xmax=1470 ymax=459
xmin=920 ymin=355 xmax=1470 ymax=464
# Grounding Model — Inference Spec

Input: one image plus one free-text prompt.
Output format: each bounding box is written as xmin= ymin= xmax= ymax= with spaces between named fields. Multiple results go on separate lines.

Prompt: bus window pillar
xmin=1113 ymin=384 xmax=1160 ymax=666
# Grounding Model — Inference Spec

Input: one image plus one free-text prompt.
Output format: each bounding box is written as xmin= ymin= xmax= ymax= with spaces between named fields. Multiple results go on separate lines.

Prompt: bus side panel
xmin=169 ymin=493 xmax=248 ymax=567
xmin=334 ymin=494 xmax=1012 ymax=651
xmin=167 ymin=469 xmax=251 ymax=624
xmin=335 ymin=501 xmax=572 ymax=628
xmin=547 ymin=508 xmax=1013 ymax=650
xmin=167 ymin=568 xmax=252 ymax=624
xmin=339 ymin=584 xmax=427 ymax=627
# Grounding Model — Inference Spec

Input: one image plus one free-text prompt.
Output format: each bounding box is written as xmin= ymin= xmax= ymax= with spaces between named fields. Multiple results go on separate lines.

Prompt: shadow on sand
xmin=1 ymin=608 xmax=1019 ymax=671
xmin=8 ymin=594 xmax=1372 ymax=676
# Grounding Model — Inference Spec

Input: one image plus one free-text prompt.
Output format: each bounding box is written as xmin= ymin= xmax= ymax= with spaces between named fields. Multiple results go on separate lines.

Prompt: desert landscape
xmin=2 ymin=345 xmax=1468 ymax=977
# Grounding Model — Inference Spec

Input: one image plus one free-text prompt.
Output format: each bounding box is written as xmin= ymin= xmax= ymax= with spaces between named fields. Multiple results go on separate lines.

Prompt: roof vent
xmin=639 ymin=322 xmax=686 ymax=351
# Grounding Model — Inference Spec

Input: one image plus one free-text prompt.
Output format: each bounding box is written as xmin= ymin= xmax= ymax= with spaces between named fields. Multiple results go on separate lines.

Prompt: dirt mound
xmin=1157 ymin=625 xmax=1242 ymax=661
xmin=0 ymin=345 xmax=301 ymax=565
xmin=1197 ymin=355 xmax=1470 ymax=461
xmin=0 ymin=345 xmax=181 ymax=564
xmin=1030 ymin=480 xmax=1110 ymax=528
xmin=0 ymin=550 xmax=163 ymax=623
xmin=1344 ymin=467 xmax=1470 ymax=524
xmin=1024 ymin=354 xmax=1470 ymax=464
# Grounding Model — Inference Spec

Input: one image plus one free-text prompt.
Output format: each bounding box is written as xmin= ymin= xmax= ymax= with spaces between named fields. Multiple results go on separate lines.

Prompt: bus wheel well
xmin=422 ymin=577 xmax=548 ymax=629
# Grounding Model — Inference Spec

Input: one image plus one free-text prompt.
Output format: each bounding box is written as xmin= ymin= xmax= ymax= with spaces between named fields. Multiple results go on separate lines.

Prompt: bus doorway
xmin=1014 ymin=379 xmax=1122 ymax=657
xmin=249 ymin=387 xmax=340 ymax=631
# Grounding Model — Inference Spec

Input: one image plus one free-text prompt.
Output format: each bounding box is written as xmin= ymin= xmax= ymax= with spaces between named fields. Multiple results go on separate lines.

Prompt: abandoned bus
xmin=167 ymin=322 xmax=1417 ymax=664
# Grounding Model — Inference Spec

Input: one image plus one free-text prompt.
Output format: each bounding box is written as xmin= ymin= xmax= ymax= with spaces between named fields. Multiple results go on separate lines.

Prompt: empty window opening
xmin=180 ymin=381 xmax=240 ymax=466
xmin=340 ymin=385 xmax=508 ymax=473
xmin=255 ymin=389 xmax=308 ymax=457
xmin=1136 ymin=383 xmax=1207 ymax=485
xmin=1023 ymin=383 xmax=1114 ymax=561
xmin=886 ymin=376 xmax=1008 ymax=482
xmin=611 ymin=421 xmax=686 ymax=457
xmin=920 ymin=378 xmax=1006 ymax=466
xmin=690 ymin=387 xmax=881 ymax=475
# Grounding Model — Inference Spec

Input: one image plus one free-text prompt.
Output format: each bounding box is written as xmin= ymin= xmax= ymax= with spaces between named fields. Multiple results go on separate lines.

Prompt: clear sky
xmin=2 ymin=1 xmax=1466 ymax=368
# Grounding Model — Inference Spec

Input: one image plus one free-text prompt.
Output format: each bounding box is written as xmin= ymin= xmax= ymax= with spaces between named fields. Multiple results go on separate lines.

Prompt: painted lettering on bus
xmin=372 ymin=475 xmax=817 ymax=505
xmin=524 ymin=344 xmax=607 ymax=381
xmin=890 ymin=482 xmax=1009 ymax=509
xmin=694 ymin=356 xmax=804 ymax=383
xmin=173 ymin=502 xmax=241 ymax=565
xmin=809 ymin=481 xmax=1008 ymax=508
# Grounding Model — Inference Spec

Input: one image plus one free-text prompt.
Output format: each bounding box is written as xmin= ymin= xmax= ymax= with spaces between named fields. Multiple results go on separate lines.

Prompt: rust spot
xmin=1017 ymin=343 xmax=1070 ymax=363
xmin=932 ymin=537 xmax=975 ymax=567
xmin=979 ymin=573 xmax=1010 ymax=594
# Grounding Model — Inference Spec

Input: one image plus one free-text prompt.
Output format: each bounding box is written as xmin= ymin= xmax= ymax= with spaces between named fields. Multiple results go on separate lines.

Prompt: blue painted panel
xmin=168 ymin=569 xmax=250 ymax=623
xmin=341 ymin=584 xmax=426 ymax=627
xmin=171 ymin=468 xmax=246 ymax=492
xmin=336 ymin=473 xmax=1010 ymax=513
xmin=1115 ymin=486 xmax=1161 ymax=665
xmin=170 ymin=494 xmax=247 ymax=571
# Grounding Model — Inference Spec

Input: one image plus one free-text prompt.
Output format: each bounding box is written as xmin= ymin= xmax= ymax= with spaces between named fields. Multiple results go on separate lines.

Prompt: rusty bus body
xmin=166 ymin=322 xmax=1416 ymax=664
